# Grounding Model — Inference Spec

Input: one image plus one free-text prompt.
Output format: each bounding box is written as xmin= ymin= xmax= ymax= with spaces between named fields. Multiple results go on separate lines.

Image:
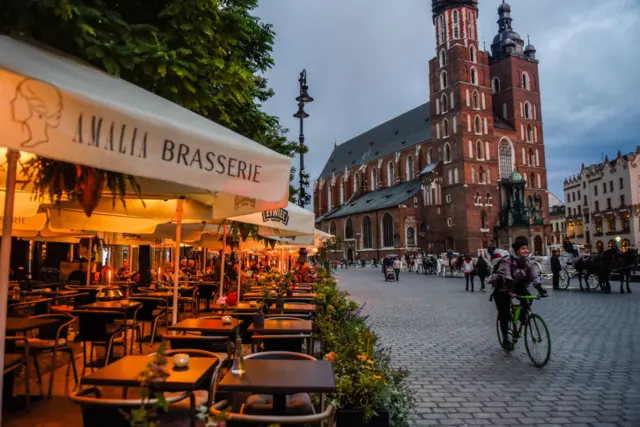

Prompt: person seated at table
xmin=117 ymin=262 xmax=131 ymax=279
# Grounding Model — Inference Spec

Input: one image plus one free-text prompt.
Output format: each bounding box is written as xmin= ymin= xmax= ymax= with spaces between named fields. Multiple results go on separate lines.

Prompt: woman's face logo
xmin=11 ymin=78 xmax=63 ymax=149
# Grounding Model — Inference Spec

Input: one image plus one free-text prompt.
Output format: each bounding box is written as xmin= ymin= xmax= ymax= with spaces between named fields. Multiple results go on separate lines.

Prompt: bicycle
xmin=496 ymin=294 xmax=551 ymax=367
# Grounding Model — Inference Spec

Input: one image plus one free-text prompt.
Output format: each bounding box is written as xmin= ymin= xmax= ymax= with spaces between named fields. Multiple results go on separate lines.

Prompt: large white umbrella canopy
xmin=227 ymin=202 xmax=315 ymax=237
xmin=0 ymin=36 xmax=292 ymax=214
xmin=0 ymin=36 xmax=295 ymax=416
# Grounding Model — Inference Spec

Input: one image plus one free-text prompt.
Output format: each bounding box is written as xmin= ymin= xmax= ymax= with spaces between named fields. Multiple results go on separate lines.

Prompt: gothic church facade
xmin=314 ymin=0 xmax=551 ymax=260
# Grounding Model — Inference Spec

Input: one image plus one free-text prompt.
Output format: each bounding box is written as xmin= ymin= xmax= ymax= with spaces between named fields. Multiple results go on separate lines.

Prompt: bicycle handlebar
xmin=509 ymin=294 xmax=548 ymax=300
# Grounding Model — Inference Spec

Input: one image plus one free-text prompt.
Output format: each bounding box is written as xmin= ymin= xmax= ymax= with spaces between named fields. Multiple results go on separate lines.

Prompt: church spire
xmin=491 ymin=1 xmax=525 ymax=60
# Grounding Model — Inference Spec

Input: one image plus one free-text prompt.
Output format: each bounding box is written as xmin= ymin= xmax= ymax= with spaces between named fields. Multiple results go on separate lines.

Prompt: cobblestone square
xmin=336 ymin=267 xmax=640 ymax=427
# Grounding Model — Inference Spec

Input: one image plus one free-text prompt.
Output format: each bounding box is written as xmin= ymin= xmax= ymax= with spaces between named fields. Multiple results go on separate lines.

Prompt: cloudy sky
xmin=256 ymin=0 xmax=640 ymax=203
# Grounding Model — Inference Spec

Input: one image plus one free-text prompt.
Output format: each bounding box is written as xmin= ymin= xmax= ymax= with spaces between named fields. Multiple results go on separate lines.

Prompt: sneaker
xmin=502 ymin=341 xmax=514 ymax=351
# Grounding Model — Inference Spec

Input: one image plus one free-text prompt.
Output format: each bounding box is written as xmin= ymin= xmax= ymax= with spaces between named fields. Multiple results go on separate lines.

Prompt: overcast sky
xmin=256 ymin=0 xmax=640 ymax=204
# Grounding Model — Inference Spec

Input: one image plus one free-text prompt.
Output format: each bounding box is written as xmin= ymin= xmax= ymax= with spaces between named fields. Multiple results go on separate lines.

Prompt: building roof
xmin=319 ymin=103 xmax=431 ymax=178
xmin=318 ymin=179 xmax=423 ymax=221
xmin=548 ymin=192 xmax=563 ymax=208
xmin=493 ymin=114 xmax=516 ymax=131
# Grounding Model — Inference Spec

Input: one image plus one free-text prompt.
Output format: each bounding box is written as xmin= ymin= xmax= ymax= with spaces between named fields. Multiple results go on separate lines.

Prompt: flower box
xmin=336 ymin=408 xmax=390 ymax=427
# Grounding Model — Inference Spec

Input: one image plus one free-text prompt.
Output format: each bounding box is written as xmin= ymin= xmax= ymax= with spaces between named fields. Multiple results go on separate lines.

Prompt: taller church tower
xmin=425 ymin=0 xmax=500 ymax=252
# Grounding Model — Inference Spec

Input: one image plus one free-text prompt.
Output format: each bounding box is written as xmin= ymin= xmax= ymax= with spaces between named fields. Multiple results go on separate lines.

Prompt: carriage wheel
xmin=559 ymin=269 xmax=570 ymax=290
xmin=586 ymin=273 xmax=600 ymax=290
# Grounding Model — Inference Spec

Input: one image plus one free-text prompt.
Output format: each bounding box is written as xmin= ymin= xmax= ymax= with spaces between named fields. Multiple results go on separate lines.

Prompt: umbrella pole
xmin=86 ymin=237 xmax=93 ymax=286
xmin=219 ymin=225 xmax=227 ymax=298
xmin=0 ymin=150 xmax=19 ymax=423
xmin=172 ymin=198 xmax=184 ymax=326
xmin=237 ymin=239 xmax=243 ymax=300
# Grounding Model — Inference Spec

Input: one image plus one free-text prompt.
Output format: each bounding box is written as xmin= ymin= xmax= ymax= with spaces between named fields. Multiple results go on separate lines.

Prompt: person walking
xmin=393 ymin=256 xmax=401 ymax=281
xmin=463 ymin=254 xmax=475 ymax=291
xmin=475 ymin=254 xmax=489 ymax=291
xmin=550 ymin=249 xmax=561 ymax=290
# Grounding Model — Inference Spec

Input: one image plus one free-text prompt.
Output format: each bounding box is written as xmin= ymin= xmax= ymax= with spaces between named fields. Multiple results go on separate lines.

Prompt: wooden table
xmin=79 ymin=300 xmax=142 ymax=313
xmin=81 ymin=355 xmax=219 ymax=391
xmin=247 ymin=319 xmax=313 ymax=334
xmin=170 ymin=318 xmax=240 ymax=334
xmin=218 ymin=359 xmax=335 ymax=414
xmin=6 ymin=316 xmax=58 ymax=334
xmin=269 ymin=303 xmax=316 ymax=314
xmin=211 ymin=302 xmax=262 ymax=314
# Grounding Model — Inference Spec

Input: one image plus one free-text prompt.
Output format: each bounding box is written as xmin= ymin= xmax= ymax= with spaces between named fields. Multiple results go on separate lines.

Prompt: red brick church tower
xmin=422 ymin=0 xmax=549 ymax=254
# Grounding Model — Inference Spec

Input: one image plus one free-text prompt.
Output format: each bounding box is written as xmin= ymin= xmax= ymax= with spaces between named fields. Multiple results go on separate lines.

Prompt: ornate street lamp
xmin=293 ymin=70 xmax=313 ymax=207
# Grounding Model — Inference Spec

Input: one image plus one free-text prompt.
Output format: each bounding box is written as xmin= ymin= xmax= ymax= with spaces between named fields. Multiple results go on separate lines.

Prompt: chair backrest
xmin=71 ymin=292 xmax=93 ymax=309
xmin=178 ymin=286 xmax=198 ymax=298
xmin=197 ymin=284 xmax=216 ymax=299
xmin=264 ymin=317 xmax=306 ymax=322
xmin=69 ymin=387 xmax=189 ymax=427
xmin=72 ymin=310 xmax=125 ymax=342
xmin=162 ymin=335 xmax=229 ymax=353
xmin=30 ymin=313 xmax=74 ymax=341
xmin=244 ymin=351 xmax=316 ymax=361
xmin=129 ymin=297 xmax=166 ymax=321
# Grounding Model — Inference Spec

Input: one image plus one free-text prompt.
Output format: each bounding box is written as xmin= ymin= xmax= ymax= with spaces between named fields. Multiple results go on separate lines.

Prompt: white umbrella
xmin=0 ymin=36 xmax=294 ymax=414
xmin=227 ymin=202 xmax=315 ymax=236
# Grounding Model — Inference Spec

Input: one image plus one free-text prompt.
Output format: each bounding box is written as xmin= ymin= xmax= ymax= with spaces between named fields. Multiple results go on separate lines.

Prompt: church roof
xmin=318 ymin=103 xmax=431 ymax=178
xmin=318 ymin=179 xmax=423 ymax=221
xmin=548 ymin=192 xmax=564 ymax=208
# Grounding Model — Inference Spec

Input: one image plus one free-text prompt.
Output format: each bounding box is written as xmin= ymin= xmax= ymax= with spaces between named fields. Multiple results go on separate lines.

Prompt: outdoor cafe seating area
xmin=3 ymin=265 xmax=335 ymax=427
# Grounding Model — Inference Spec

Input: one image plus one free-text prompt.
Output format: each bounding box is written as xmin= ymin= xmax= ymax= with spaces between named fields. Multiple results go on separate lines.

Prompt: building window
xmin=472 ymin=90 xmax=479 ymax=109
xmin=479 ymin=167 xmax=485 ymax=183
xmin=468 ymin=11 xmax=475 ymax=39
xmin=443 ymin=119 xmax=450 ymax=137
xmin=619 ymin=177 xmax=624 ymax=189
xmin=407 ymin=227 xmax=416 ymax=246
xmin=406 ymin=156 xmax=414 ymax=181
xmin=474 ymin=116 xmax=482 ymax=134
xmin=471 ymin=166 xmax=476 ymax=183
xmin=607 ymin=198 xmax=612 ymax=210
xmin=427 ymin=149 xmax=432 ymax=165
xmin=441 ymin=93 xmax=448 ymax=113
xmin=498 ymin=138 xmax=513 ymax=179
xmin=453 ymin=10 xmax=459 ymax=38
xmin=621 ymin=195 xmax=626 ymax=206
xmin=470 ymin=67 xmax=478 ymax=85
xmin=522 ymin=72 xmax=530 ymax=90
xmin=481 ymin=211 xmax=488 ymax=229
xmin=594 ymin=186 xmax=598 ymax=196
xmin=530 ymin=173 xmax=535 ymax=189
xmin=329 ymin=221 xmax=337 ymax=236
xmin=345 ymin=219 xmax=354 ymax=239
xmin=441 ymin=71 xmax=448 ymax=89
xmin=470 ymin=45 xmax=476 ymax=62
xmin=439 ymin=49 xmax=447 ymax=67
xmin=444 ymin=143 xmax=452 ymax=163
xmin=492 ymin=77 xmax=501 ymax=94
xmin=524 ymin=102 xmax=532 ymax=119
xmin=474 ymin=192 xmax=481 ymax=204
xmin=607 ymin=216 xmax=616 ymax=232
xmin=387 ymin=162 xmax=394 ymax=187
xmin=622 ymin=214 xmax=631 ymax=232
xmin=603 ymin=183 xmax=607 ymax=194
xmin=447 ymin=217 xmax=453 ymax=227
xmin=371 ymin=167 xmax=377 ymax=190
xmin=527 ymin=125 xmax=533 ymax=142
xmin=486 ymin=192 xmax=493 ymax=205
xmin=595 ymin=200 xmax=600 ymax=211
xmin=439 ymin=16 xmax=446 ymax=44
xmin=382 ymin=213 xmax=394 ymax=247
xmin=609 ymin=181 xmax=613 ymax=192
xmin=476 ymin=140 xmax=484 ymax=160
xmin=362 ymin=216 xmax=372 ymax=248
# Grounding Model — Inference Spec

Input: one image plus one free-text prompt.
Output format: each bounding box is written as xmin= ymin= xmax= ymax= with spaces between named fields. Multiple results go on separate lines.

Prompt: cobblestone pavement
xmin=335 ymin=266 xmax=640 ymax=427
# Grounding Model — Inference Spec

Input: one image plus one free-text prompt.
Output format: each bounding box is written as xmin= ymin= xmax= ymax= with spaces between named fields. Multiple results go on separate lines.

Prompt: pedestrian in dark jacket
xmin=475 ymin=255 xmax=489 ymax=291
xmin=550 ymin=249 xmax=562 ymax=290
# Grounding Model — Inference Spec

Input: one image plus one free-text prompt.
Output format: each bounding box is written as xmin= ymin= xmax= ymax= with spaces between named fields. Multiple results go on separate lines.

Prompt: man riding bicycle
xmin=490 ymin=237 xmax=547 ymax=351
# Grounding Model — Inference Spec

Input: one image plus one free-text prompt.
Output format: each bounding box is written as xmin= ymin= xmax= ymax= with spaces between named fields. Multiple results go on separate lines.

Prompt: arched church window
xmin=453 ymin=11 xmax=459 ymax=38
xmin=387 ymin=162 xmax=394 ymax=187
xmin=498 ymin=138 xmax=514 ymax=179
xmin=443 ymin=119 xmax=450 ymax=137
xmin=406 ymin=156 xmax=414 ymax=181
xmin=470 ymin=67 xmax=478 ymax=85
xmin=476 ymin=140 xmax=484 ymax=159
xmin=444 ymin=143 xmax=452 ymax=163
xmin=441 ymin=71 xmax=448 ymax=90
xmin=474 ymin=116 xmax=482 ymax=134
xmin=527 ymin=125 xmax=533 ymax=142
xmin=522 ymin=72 xmax=530 ymax=90
xmin=470 ymin=45 xmax=476 ymax=63
xmin=524 ymin=102 xmax=532 ymax=119
xmin=441 ymin=93 xmax=448 ymax=113
xmin=382 ymin=213 xmax=394 ymax=247
xmin=492 ymin=77 xmax=501 ymax=94
xmin=472 ymin=90 xmax=480 ymax=109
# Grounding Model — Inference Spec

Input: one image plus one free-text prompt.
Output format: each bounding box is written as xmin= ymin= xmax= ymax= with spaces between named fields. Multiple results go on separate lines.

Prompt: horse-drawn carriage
xmin=528 ymin=244 xmax=593 ymax=290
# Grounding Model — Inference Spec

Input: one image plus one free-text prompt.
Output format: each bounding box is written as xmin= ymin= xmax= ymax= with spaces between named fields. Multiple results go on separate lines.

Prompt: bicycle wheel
xmin=496 ymin=314 xmax=514 ymax=352
xmin=524 ymin=313 xmax=551 ymax=367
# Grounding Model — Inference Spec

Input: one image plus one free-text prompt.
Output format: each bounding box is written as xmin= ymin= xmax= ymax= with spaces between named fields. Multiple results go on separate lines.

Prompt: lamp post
xmin=293 ymin=70 xmax=313 ymax=208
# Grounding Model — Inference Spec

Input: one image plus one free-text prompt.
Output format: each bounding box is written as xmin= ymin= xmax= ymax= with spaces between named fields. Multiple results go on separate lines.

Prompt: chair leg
xmin=47 ymin=351 xmax=58 ymax=398
xmin=23 ymin=357 xmax=30 ymax=411
xmin=67 ymin=348 xmax=79 ymax=388
xmin=31 ymin=354 xmax=44 ymax=396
